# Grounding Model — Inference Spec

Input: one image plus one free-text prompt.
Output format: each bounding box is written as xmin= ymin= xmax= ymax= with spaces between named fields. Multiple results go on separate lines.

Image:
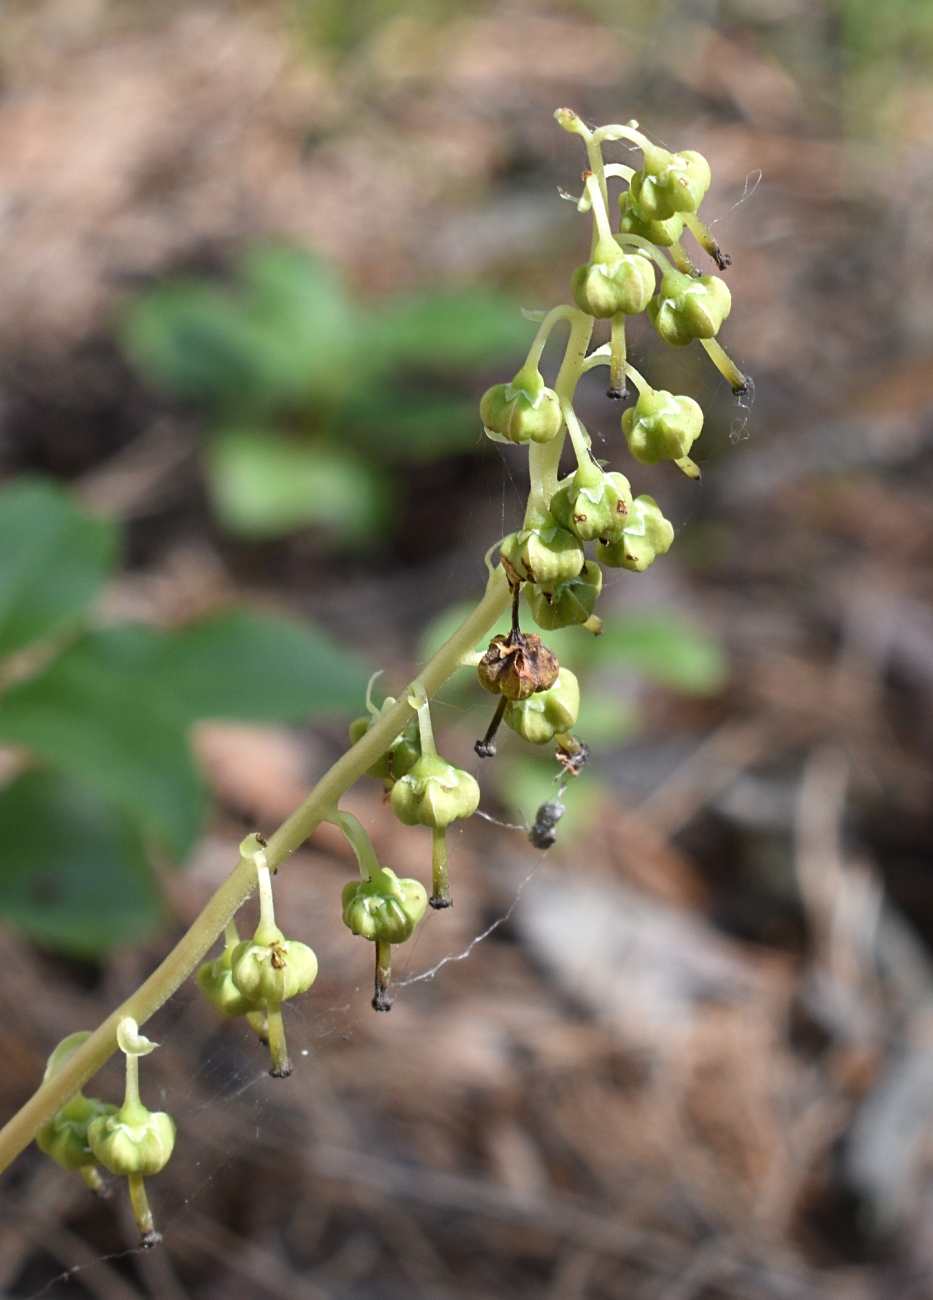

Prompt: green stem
xmin=683 ymin=212 xmax=730 ymax=269
xmin=80 ymin=1166 xmax=106 ymax=1196
xmin=592 ymin=121 xmax=659 ymax=159
xmin=246 ymin=1009 xmax=269 ymax=1043
xmin=373 ymin=941 xmax=393 ymax=1012
xmin=560 ymin=400 xmax=592 ymax=470
xmin=430 ymin=827 xmax=451 ymax=909
xmin=324 ymin=809 xmax=380 ymax=881
xmin=525 ymin=313 xmax=593 ymax=521
xmin=252 ymin=857 xmax=279 ymax=946
xmin=0 ymin=565 xmax=515 ymax=1175
xmin=699 ymin=337 xmax=749 ymax=395
xmin=670 ymin=241 xmax=700 ymax=276
xmin=609 ymin=313 xmax=627 ymax=398
xmin=522 ymin=305 xmax=581 ymax=374
xmin=127 ymin=1172 xmax=159 ymax=1245
xmin=123 ymin=1053 xmax=141 ymax=1113
xmin=409 ymin=684 xmax=436 ymax=757
xmin=223 ymin=918 xmax=239 ymax=950
xmin=603 ymin=162 xmax=634 ymax=182
xmin=616 ymin=233 xmax=675 ymax=275
xmin=266 ymin=1006 xmax=291 ymax=1078
xmin=584 ymin=173 xmax=614 ymax=245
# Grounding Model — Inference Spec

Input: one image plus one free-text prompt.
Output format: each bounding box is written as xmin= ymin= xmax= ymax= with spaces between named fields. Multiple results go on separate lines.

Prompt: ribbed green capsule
xmin=349 ymin=702 xmax=420 ymax=782
xmin=499 ymin=521 xmax=584 ymax=587
xmin=648 ymin=270 xmax=731 ymax=348
xmin=549 ymin=462 xmax=633 ymax=542
xmin=504 ymin=668 xmax=580 ymax=744
xmin=231 ymin=929 xmax=318 ymax=1008
xmin=390 ymin=753 xmax=480 ymax=828
xmin=629 ymin=148 xmax=711 ymax=220
xmin=622 ymin=388 xmax=704 ymax=464
xmin=480 ymin=364 xmax=563 ymax=446
xmin=571 ymin=238 xmax=655 ymax=319
xmin=595 ymin=495 xmax=674 ymax=572
xmin=88 ymin=1108 xmax=176 ymax=1179
xmin=36 ymin=1034 xmax=117 ymax=1178
xmin=618 ymin=190 xmax=684 ymax=248
xmin=342 ymin=867 xmax=428 ymax=944
xmin=526 ymin=561 xmax=602 ymax=630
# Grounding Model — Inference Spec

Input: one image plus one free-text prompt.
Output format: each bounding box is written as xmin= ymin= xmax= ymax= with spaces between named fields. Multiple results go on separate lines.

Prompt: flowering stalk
xmin=0 ymin=104 xmax=748 ymax=1182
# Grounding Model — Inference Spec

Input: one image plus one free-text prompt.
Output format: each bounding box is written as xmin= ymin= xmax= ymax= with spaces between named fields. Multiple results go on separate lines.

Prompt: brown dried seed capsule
xmin=477 ymin=630 xmax=559 ymax=701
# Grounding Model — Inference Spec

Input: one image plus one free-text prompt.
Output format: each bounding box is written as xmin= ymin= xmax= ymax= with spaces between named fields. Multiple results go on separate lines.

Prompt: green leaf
xmin=0 ymin=613 xmax=369 ymax=859
xmin=589 ymin=613 xmax=729 ymax=696
xmin=341 ymin=389 xmax=481 ymax=461
xmin=0 ymin=477 xmax=118 ymax=659
xmin=207 ymin=428 xmax=392 ymax=542
xmin=0 ymin=769 xmax=163 ymax=957
xmin=120 ymin=246 xmax=355 ymax=413
xmin=154 ymin=610 xmax=369 ymax=722
xmin=0 ymin=626 xmax=207 ymax=859
xmin=364 ymin=289 xmax=534 ymax=374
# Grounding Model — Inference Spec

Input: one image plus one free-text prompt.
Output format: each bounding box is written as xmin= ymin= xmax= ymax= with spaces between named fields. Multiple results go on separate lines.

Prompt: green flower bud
xmin=622 ymin=388 xmax=704 ymax=465
xmin=196 ymin=941 xmax=258 ymax=1019
xmin=595 ymin=495 xmax=674 ymax=571
xmin=349 ymin=702 xmax=420 ymax=782
xmin=231 ymin=930 xmax=318 ymax=1007
xmin=549 ymin=461 xmax=633 ymax=542
xmin=618 ymin=190 xmax=684 ymax=248
xmin=647 ymin=270 xmax=731 ymax=348
xmin=86 ymin=1021 xmax=174 ymax=1181
xmin=390 ymin=753 xmax=480 ymax=828
xmin=480 ymin=364 xmax=562 ymax=445
xmin=88 ymin=1107 xmax=176 ymax=1178
xmin=526 ymin=561 xmax=602 ymax=630
xmin=499 ymin=521 xmax=584 ymax=587
xmin=36 ymin=1034 xmax=118 ymax=1174
xmin=504 ymin=667 xmax=580 ymax=744
xmin=342 ymin=866 xmax=428 ymax=944
xmin=629 ymin=149 xmax=711 ymax=220
xmin=571 ymin=239 xmax=655 ymax=319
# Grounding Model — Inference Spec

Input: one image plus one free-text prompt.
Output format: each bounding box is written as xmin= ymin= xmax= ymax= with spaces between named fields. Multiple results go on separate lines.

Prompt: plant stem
xmin=266 ymin=1006 xmax=291 ymax=1078
xmin=373 ymin=941 xmax=393 ymax=1012
xmin=699 ymin=337 xmax=749 ymax=394
xmin=430 ymin=827 xmax=451 ymax=909
xmin=0 ymin=565 xmax=515 ymax=1175
xmin=525 ymin=313 xmax=593 ymax=521
xmin=127 ymin=1172 xmax=159 ymax=1245
xmin=521 ymin=305 xmax=581 ymax=374
xmin=325 ymin=809 xmax=379 ymax=881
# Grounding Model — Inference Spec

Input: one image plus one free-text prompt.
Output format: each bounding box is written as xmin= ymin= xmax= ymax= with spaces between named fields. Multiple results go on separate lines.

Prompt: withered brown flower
xmin=477 ymin=629 xmax=559 ymax=701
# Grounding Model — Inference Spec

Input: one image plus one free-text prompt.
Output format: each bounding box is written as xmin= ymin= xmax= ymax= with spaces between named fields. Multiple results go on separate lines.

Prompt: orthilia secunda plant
xmin=8 ymin=107 xmax=749 ymax=1243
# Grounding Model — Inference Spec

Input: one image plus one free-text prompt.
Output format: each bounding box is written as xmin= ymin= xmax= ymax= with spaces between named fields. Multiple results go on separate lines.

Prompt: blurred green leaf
xmin=0 ymin=769 xmax=164 ymax=957
xmin=589 ymin=613 xmax=728 ymax=696
xmin=365 ymin=289 xmax=533 ymax=374
xmin=0 ymin=478 xmax=118 ymax=659
xmin=207 ymin=428 xmax=391 ymax=542
xmin=0 ymin=626 xmax=207 ymax=859
xmin=343 ymin=389 xmax=481 ymax=461
xmin=120 ymin=247 xmax=355 ymax=413
xmin=155 ymin=610 xmax=369 ymax=722
xmin=0 ymin=611 xmax=369 ymax=860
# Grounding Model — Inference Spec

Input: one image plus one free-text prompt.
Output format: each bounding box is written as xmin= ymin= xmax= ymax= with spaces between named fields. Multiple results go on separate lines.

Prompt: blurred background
xmin=4 ymin=0 xmax=933 ymax=1296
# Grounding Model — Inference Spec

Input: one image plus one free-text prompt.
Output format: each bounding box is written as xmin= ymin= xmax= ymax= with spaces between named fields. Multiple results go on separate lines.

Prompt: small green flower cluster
xmin=38 ymin=1020 xmax=176 ymax=1247
xmin=35 ymin=108 xmax=747 ymax=1250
